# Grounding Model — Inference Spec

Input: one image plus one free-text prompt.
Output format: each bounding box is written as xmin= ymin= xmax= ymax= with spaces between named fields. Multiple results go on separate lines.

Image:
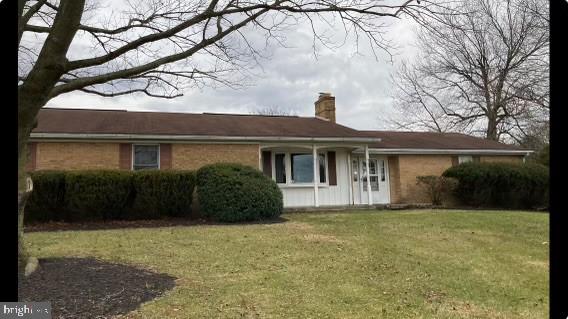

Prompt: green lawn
xmin=24 ymin=210 xmax=549 ymax=319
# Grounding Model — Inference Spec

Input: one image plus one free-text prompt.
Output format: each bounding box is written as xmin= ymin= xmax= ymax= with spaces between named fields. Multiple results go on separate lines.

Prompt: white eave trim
xmin=360 ymin=148 xmax=533 ymax=155
xmin=29 ymin=132 xmax=381 ymax=144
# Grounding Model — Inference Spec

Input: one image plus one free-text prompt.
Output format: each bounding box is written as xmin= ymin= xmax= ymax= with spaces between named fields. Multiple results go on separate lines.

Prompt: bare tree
xmin=251 ymin=105 xmax=297 ymax=116
xmin=520 ymin=118 xmax=549 ymax=165
xmin=18 ymin=0 xmax=446 ymax=273
xmin=390 ymin=0 xmax=549 ymax=143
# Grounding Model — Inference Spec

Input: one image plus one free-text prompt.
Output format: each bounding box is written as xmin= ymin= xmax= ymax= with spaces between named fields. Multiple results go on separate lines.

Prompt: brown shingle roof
xmin=32 ymin=108 xmax=376 ymax=140
xmin=361 ymin=130 xmax=527 ymax=151
xmin=31 ymin=108 xmax=528 ymax=151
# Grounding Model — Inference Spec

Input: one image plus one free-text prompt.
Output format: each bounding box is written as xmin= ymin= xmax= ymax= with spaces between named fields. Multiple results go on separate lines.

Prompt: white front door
xmin=352 ymin=156 xmax=390 ymax=204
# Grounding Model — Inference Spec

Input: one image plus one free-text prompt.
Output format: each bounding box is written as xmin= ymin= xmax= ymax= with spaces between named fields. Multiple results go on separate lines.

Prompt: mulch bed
xmin=24 ymin=218 xmax=211 ymax=232
xmin=24 ymin=217 xmax=288 ymax=232
xmin=19 ymin=257 xmax=176 ymax=319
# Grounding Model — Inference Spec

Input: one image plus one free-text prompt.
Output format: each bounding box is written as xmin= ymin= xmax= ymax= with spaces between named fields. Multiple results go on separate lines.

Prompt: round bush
xmin=196 ymin=163 xmax=283 ymax=222
xmin=130 ymin=170 xmax=195 ymax=219
xmin=443 ymin=162 xmax=548 ymax=209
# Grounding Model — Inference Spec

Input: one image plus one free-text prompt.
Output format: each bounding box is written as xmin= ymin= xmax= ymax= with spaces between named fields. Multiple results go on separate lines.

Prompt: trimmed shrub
xmin=25 ymin=170 xmax=198 ymax=223
xmin=130 ymin=170 xmax=195 ymax=219
xmin=443 ymin=162 xmax=549 ymax=209
xmin=196 ymin=163 xmax=283 ymax=222
xmin=26 ymin=171 xmax=67 ymax=222
xmin=416 ymin=175 xmax=458 ymax=206
xmin=64 ymin=170 xmax=133 ymax=221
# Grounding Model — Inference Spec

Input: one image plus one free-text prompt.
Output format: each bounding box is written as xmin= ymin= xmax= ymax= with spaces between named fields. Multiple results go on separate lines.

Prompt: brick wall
xmin=35 ymin=142 xmax=120 ymax=170
xmin=172 ymin=143 xmax=260 ymax=170
xmin=391 ymin=154 xmax=525 ymax=204
xmin=396 ymin=155 xmax=454 ymax=203
xmin=30 ymin=142 xmax=261 ymax=171
xmin=387 ymin=156 xmax=401 ymax=204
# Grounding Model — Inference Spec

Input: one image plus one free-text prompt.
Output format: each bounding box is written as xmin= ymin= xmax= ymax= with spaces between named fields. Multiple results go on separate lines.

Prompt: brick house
xmin=26 ymin=93 xmax=531 ymax=208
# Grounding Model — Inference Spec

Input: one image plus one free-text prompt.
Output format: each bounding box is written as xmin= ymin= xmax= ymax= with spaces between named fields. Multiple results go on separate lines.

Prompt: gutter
xmin=354 ymin=148 xmax=533 ymax=156
xmin=29 ymin=132 xmax=382 ymax=144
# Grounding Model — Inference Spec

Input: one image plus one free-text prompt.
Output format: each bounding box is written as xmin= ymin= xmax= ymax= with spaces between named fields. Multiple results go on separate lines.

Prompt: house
xmin=26 ymin=93 xmax=531 ymax=208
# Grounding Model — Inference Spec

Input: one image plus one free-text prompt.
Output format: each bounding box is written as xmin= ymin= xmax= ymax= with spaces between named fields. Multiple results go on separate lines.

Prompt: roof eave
xmin=363 ymin=148 xmax=532 ymax=155
xmin=29 ymin=132 xmax=382 ymax=144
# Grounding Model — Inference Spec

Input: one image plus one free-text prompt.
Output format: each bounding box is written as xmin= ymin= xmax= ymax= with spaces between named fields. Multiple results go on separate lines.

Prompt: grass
xmin=24 ymin=210 xmax=549 ymax=319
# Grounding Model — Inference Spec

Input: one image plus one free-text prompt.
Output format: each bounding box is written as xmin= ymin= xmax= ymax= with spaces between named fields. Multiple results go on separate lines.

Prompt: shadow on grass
xmin=25 ymin=216 xmax=289 ymax=232
xmin=19 ymin=257 xmax=176 ymax=318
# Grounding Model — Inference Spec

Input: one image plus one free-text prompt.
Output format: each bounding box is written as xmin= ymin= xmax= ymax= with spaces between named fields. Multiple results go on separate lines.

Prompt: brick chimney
xmin=314 ymin=92 xmax=336 ymax=123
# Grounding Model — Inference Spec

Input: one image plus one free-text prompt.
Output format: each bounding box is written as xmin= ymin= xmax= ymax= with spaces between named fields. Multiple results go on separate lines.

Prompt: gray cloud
xmin=45 ymin=15 xmax=418 ymax=131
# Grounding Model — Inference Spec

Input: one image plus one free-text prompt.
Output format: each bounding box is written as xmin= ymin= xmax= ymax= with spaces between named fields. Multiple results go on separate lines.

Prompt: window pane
xmin=134 ymin=145 xmax=158 ymax=165
xmin=319 ymin=153 xmax=326 ymax=183
xmin=370 ymin=176 xmax=379 ymax=191
xmin=363 ymin=176 xmax=380 ymax=191
xmin=379 ymin=160 xmax=386 ymax=182
xmin=458 ymin=155 xmax=473 ymax=164
xmin=275 ymin=154 xmax=286 ymax=184
xmin=291 ymin=153 xmax=314 ymax=183
xmin=362 ymin=160 xmax=380 ymax=191
xmin=134 ymin=145 xmax=159 ymax=170
xmin=361 ymin=161 xmax=368 ymax=190
xmin=352 ymin=160 xmax=358 ymax=182
xmin=369 ymin=160 xmax=377 ymax=175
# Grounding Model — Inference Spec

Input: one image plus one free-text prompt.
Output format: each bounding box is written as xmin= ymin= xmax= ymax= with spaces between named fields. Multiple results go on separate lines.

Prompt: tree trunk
xmin=486 ymin=113 xmax=498 ymax=141
xmin=17 ymin=97 xmax=43 ymax=278
xmin=18 ymin=163 xmax=32 ymax=277
xmin=18 ymin=0 xmax=86 ymax=276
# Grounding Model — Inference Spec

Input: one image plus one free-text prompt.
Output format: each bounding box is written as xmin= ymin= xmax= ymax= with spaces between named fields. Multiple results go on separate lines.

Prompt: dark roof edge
xmin=29 ymin=132 xmax=381 ymax=143
xmin=362 ymin=148 xmax=532 ymax=155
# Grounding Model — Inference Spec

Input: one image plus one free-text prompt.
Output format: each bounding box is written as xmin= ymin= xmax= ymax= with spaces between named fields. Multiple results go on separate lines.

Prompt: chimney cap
xmin=318 ymin=92 xmax=332 ymax=98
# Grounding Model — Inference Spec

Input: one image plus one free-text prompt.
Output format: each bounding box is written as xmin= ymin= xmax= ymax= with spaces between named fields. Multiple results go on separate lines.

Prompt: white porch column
xmin=347 ymin=152 xmax=353 ymax=205
xmin=365 ymin=145 xmax=373 ymax=206
xmin=313 ymin=144 xmax=319 ymax=207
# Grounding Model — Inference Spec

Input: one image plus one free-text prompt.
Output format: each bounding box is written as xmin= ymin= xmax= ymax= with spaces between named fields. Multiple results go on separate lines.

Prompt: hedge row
xmin=442 ymin=162 xmax=549 ymax=209
xmin=25 ymin=170 xmax=195 ymax=223
xmin=26 ymin=164 xmax=284 ymax=224
xmin=196 ymin=163 xmax=283 ymax=222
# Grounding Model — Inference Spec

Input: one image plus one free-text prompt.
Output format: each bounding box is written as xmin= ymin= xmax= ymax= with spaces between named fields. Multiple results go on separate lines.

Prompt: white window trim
xmin=271 ymin=151 xmax=329 ymax=187
xmin=132 ymin=144 xmax=161 ymax=170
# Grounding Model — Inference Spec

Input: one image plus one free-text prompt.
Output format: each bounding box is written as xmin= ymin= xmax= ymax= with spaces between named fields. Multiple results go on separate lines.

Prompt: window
xmin=275 ymin=153 xmax=286 ymax=184
xmin=274 ymin=152 xmax=328 ymax=185
xmin=352 ymin=160 xmax=359 ymax=182
xmin=379 ymin=160 xmax=386 ymax=182
xmin=458 ymin=155 xmax=473 ymax=164
xmin=318 ymin=153 xmax=327 ymax=183
xmin=291 ymin=153 xmax=314 ymax=183
xmin=362 ymin=159 xmax=379 ymax=191
xmin=133 ymin=145 xmax=159 ymax=170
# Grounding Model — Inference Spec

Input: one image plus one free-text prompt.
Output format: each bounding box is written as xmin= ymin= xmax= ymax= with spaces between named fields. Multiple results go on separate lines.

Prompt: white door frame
xmin=351 ymin=155 xmax=391 ymax=205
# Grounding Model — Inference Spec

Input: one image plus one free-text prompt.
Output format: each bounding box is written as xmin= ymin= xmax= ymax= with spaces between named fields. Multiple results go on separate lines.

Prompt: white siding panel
xmin=281 ymin=187 xmax=315 ymax=207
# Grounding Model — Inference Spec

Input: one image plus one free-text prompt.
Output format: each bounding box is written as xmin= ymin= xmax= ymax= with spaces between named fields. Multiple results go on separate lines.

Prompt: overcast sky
xmin=44 ymin=10 xmax=418 ymax=131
